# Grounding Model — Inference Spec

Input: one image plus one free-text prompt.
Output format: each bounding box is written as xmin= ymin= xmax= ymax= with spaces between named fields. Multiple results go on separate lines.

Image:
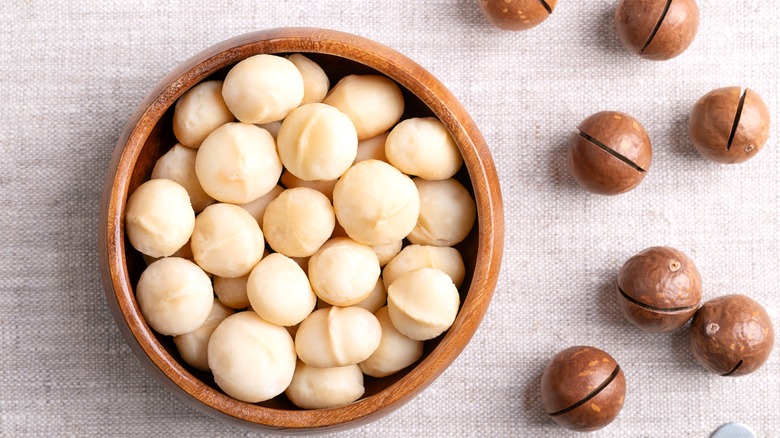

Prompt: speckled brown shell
xmin=615 ymin=0 xmax=699 ymax=60
xmin=690 ymin=294 xmax=775 ymax=376
xmin=478 ymin=0 xmax=557 ymax=31
xmin=567 ymin=111 xmax=652 ymax=195
xmin=616 ymin=246 xmax=702 ymax=333
xmin=540 ymin=346 xmax=626 ymax=432
xmin=689 ymin=87 xmax=771 ymax=164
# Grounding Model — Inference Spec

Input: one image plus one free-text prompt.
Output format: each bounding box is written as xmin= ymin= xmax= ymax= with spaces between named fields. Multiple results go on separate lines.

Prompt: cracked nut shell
xmin=689 ymin=87 xmax=771 ymax=164
xmin=567 ymin=111 xmax=652 ymax=195
xmin=478 ymin=0 xmax=557 ymax=31
xmin=540 ymin=346 xmax=626 ymax=432
xmin=690 ymin=294 xmax=775 ymax=376
xmin=616 ymin=246 xmax=702 ymax=333
xmin=615 ymin=0 xmax=699 ymax=60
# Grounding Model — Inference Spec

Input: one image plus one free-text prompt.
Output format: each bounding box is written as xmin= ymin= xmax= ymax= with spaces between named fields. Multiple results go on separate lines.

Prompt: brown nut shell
xmin=567 ymin=111 xmax=652 ymax=195
xmin=541 ymin=346 xmax=626 ymax=432
xmin=616 ymin=246 xmax=702 ymax=333
xmin=689 ymin=87 xmax=771 ymax=164
xmin=616 ymin=0 xmax=699 ymax=60
xmin=478 ymin=0 xmax=556 ymax=31
xmin=690 ymin=294 xmax=775 ymax=376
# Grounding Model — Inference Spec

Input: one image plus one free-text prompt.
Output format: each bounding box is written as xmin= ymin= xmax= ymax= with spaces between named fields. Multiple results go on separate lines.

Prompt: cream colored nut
xmin=172 ymin=80 xmax=234 ymax=149
xmin=221 ymin=54 xmax=304 ymax=124
xmin=280 ymin=170 xmax=337 ymax=201
xmin=354 ymin=132 xmax=389 ymax=163
xmin=359 ymin=306 xmax=424 ymax=378
xmin=385 ymin=117 xmax=462 ymax=180
xmin=408 ymin=178 xmax=476 ymax=247
xmin=308 ymin=237 xmax=380 ymax=306
xmin=136 ymin=257 xmax=213 ymax=336
xmin=383 ymin=244 xmax=466 ymax=289
xmin=125 ymin=179 xmax=195 ymax=258
xmin=286 ymin=54 xmax=330 ymax=106
xmin=208 ymin=311 xmax=296 ymax=403
xmin=317 ymin=279 xmax=387 ymax=314
xmin=173 ymin=299 xmax=234 ymax=371
xmin=191 ymin=203 xmax=265 ymax=278
xmin=285 ymin=361 xmax=364 ymax=410
xmin=262 ymin=187 xmax=335 ymax=258
xmin=295 ymin=306 xmax=381 ymax=368
xmin=152 ymin=143 xmax=215 ymax=212
xmin=372 ymin=240 xmax=403 ymax=268
xmin=237 ymin=184 xmax=284 ymax=228
xmin=247 ymin=253 xmax=317 ymax=326
xmin=333 ymin=160 xmax=420 ymax=246
xmin=387 ymin=268 xmax=460 ymax=341
xmin=323 ymin=75 xmax=405 ymax=140
xmin=213 ymin=274 xmax=250 ymax=309
xmin=195 ymin=122 xmax=282 ymax=204
xmin=277 ymin=103 xmax=358 ymax=181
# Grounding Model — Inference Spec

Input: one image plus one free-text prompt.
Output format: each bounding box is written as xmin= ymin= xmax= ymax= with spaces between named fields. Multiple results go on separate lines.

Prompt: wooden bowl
xmin=98 ymin=28 xmax=503 ymax=433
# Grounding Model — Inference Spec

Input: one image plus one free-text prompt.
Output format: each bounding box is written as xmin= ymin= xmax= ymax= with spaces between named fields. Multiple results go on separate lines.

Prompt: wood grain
xmin=98 ymin=28 xmax=504 ymax=433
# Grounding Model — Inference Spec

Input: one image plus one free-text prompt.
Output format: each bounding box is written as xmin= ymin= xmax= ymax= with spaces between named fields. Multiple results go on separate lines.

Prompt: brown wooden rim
xmin=98 ymin=27 xmax=504 ymax=432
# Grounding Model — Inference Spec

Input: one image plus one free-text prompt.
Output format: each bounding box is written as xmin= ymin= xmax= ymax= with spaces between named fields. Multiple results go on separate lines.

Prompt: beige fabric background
xmin=1 ymin=1 xmax=778 ymax=436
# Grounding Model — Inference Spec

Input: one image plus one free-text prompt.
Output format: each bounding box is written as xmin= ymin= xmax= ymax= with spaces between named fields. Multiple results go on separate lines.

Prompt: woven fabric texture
xmin=1 ymin=1 xmax=778 ymax=436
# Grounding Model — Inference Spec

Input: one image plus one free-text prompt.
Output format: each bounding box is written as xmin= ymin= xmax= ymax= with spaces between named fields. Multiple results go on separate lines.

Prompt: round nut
xmin=540 ymin=346 xmax=626 ymax=432
xmin=689 ymin=87 xmax=771 ymax=164
xmin=690 ymin=294 xmax=775 ymax=376
xmin=616 ymin=246 xmax=702 ymax=333
xmin=567 ymin=111 xmax=652 ymax=195
xmin=615 ymin=0 xmax=699 ymax=60
xmin=478 ymin=0 xmax=557 ymax=31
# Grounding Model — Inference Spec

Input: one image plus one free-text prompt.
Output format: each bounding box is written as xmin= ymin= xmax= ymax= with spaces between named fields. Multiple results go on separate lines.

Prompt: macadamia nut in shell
xmin=616 ymin=0 xmax=699 ymax=60
xmin=479 ymin=0 xmax=557 ymax=31
xmin=207 ymin=311 xmax=296 ymax=403
xmin=125 ymin=179 xmax=195 ymax=258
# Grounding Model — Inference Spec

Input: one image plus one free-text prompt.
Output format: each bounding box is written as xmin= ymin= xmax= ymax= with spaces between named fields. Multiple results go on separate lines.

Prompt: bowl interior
xmin=102 ymin=28 xmax=502 ymax=433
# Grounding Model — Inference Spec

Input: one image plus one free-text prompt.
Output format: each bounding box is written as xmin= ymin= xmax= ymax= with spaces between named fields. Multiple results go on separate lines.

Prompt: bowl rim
xmin=98 ymin=27 xmax=504 ymax=433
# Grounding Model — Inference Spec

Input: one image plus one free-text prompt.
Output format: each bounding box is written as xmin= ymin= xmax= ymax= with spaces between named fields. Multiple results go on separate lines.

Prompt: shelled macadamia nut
xmin=372 ymin=240 xmax=403 ymax=268
xmin=333 ymin=160 xmax=420 ymax=246
xmin=359 ymin=306 xmax=424 ymax=378
xmin=478 ymin=0 xmax=557 ymax=31
xmin=136 ymin=257 xmax=214 ymax=336
xmin=689 ymin=87 xmax=771 ymax=164
xmin=285 ymin=362 xmax=364 ymax=410
xmin=237 ymin=184 xmax=284 ymax=228
xmin=277 ymin=103 xmax=358 ymax=181
xmin=568 ymin=111 xmax=652 ymax=195
xmin=616 ymin=246 xmax=702 ymax=333
xmin=190 ymin=203 xmax=265 ymax=278
xmin=315 ymin=280 xmax=386 ymax=314
xmin=354 ymin=132 xmax=389 ymax=163
xmin=280 ymin=170 xmax=337 ymax=201
xmin=616 ymin=0 xmax=699 ymax=60
xmin=195 ymin=122 xmax=282 ymax=204
xmin=323 ymin=75 xmax=404 ymax=140
xmin=262 ymin=187 xmax=336 ymax=258
xmin=286 ymin=54 xmax=330 ymax=106
xmin=208 ymin=311 xmax=296 ymax=403
xmin=541 ymin=346 xmax=626 ymax=432
xmin=213 ymin=274 xmax=250 ymax=309
xmin=385 ymin=117 xmax=462 ymax=180
xmin=221 ymin=54 xmax=304 ymax=124
xmin=407 ymin=178 xmax=476 ymax=247
xmin=295 ymin=306 xmax=382 ymax=368
xmin=125 ymin=179 xmax=195 ymax=258
xmin=308 ymin=237 xmax=381 ymax=306
xmin=152 ymin=143 xmax=215 ymax=212
xmin=173 ymin=299 xmax=234 ymax=371
xmin=172 ymin=80 xmax=235 ymax=149
xmin=383 ymin=244 xmax=466 ymax=289
xmin=690 ymin=294 xmax=775 ymax=376
xmin=246 ymin=253 xmax=317 ymax=326
xmin=387 ymin=268 xmax=460 ymax=341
